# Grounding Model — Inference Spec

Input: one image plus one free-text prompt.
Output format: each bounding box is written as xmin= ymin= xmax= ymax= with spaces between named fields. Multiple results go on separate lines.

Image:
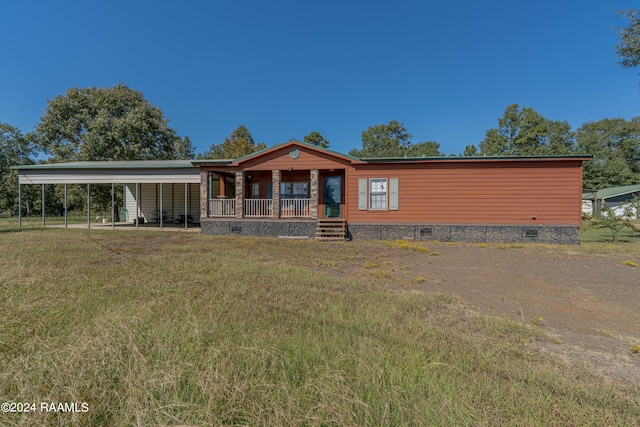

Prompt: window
xmin=251 ymin=182 xmax=260 ymax=199
xmin=369 ymin=178 xmax=387 ymax=209
xmin=281 ymin=182 xmax=308 ymax=199
xmin=358 ymin=177 xmax=398 ymax=211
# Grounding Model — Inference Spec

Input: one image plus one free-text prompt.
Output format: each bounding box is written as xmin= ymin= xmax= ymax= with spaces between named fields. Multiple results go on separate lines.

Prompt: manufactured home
xmin=13 ymin=141 xmax=590 ymax=243
xmin=195 ymin=140 xmax=591 ymax=244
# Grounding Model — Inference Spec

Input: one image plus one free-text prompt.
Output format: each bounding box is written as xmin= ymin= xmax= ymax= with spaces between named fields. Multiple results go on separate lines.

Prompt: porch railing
xmin=209 ymin=198 xmax=311 ymax=218
xmin=209 ymin=199 xmax=236 ymax=217
xmin=244 ymin=199 xmax=273 ymax=217
xmin=280 ymin=198 xmax=311 ymax=217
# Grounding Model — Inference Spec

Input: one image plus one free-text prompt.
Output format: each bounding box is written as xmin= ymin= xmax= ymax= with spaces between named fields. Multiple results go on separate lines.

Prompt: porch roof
xmin=191 ymin=140 xmax=360 ymax=168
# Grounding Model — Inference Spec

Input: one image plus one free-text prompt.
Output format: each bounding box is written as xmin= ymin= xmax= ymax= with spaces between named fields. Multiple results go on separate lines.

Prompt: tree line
xmin=3 ymin=95 xmax=638 ymax=218
xmin=0 ymin=85 xmax=337 ymax=217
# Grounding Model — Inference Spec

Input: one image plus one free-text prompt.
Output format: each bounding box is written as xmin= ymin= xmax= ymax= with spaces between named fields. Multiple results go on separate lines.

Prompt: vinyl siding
xmin=239 ymin=145 xmax=352 ymax=171
xmin=125 ymin=183 xmax=201 ymax=223
xmin=346 ymin=161 xmax=583 ymax=226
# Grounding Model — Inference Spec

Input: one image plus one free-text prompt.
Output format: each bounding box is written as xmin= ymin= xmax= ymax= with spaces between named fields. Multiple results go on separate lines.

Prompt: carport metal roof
xmin=12 ymin=160 xmax=201 ymax=185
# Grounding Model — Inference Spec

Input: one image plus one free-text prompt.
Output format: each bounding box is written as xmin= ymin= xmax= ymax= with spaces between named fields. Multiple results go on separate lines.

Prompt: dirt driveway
xmin=324 ymin=241 xmax=640 ymax=384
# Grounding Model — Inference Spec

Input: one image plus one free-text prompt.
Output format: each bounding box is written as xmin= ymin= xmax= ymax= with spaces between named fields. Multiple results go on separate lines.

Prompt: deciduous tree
xmin=616 ymin=9 xmax=640 ymax=72
xmin=303 ymin=131 xmax=330 ymax=148
xmin=198 ymin=125 xmax=266 ymax=159
xmin=349 ymin=120 xmax=413 ymax=158
xmin=588 ymin=197 xmax=639 ymax=242
xmin=0 ymin=123 xmax=36 ymax=216
xmin=576 ymin=117 xmax=640 ymax=189
xmin=34 ymin=84 xmax=191 ymax=162
xmin=477 ymin=104 xmax=575 ymax=156
xmin=405 ymin=141 xmax=444 ymax=157
xmin=0 ymin=123 xmax=38 ymax=216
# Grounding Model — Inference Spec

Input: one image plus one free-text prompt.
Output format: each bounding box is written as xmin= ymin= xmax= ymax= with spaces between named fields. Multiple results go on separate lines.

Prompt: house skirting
xmin=201 ymin=219 xmax=580 ymax=244
xmin=201 ymin=218 xmax=317 ymax=238
xmin=347 ymin=224 xmax=580 ymax=245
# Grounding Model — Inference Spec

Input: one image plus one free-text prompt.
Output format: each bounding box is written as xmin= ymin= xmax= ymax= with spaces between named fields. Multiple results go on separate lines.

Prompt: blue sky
xmin=1 ymin=0 xmax=639 ymax=157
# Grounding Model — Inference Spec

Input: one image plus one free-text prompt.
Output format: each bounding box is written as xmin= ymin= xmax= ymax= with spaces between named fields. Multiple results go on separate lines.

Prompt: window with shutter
xmin=389 ymin=178 xmax=398 ymax=210
xmin=369 ymin=178 xmax=387 ymax=210
xmin=358 ymin=178 xmax=367 ymax=210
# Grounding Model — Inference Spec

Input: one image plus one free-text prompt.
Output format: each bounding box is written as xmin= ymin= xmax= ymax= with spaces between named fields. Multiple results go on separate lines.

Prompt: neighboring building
xmin=194 ymin=140 xmax=590 ymax=244
xmin=582 ymin=184 xmax=640 ymax=218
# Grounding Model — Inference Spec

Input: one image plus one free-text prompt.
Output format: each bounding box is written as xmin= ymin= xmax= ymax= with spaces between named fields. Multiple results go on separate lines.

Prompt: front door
xmin=323 ymin=175 xmax=343 ymax=218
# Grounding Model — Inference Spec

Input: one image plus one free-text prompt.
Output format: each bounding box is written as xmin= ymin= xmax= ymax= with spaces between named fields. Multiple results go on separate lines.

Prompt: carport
xmin=12 ymin=160 xmax=201 ymax=229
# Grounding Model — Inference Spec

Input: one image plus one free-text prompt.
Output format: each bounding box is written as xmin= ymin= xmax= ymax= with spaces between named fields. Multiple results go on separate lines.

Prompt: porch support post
xmin=271 ymin=170 xmax=280 ymax=218
xmin=200 ymin=170 xmax=209 ymax=219
xmin=64 ymin=184 xmax=67 ymax=228
xmin=310 ymin=169 xmax=319 ymax=220
xmin=219 ymin=176 xmax=226 ymax=197
xmin=41 ymin=184 xmax=45 ymax=227
xmin=235 ymin=171 xmax=244 ymax=218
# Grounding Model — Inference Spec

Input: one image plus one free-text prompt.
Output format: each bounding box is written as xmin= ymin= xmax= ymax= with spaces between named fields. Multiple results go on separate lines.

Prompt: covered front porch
xmin=201 ymin=168 xmax=344 ymax=220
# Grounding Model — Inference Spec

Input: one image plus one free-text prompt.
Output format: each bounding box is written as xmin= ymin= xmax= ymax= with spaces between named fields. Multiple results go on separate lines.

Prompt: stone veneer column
xmin=310 ymin=169 xmax=319 ymax=219
xmin=235 ymin=171 xmax=244 ymax=218
xmin=271 ymin=170 xmax=281 ymax=218
xmin=199 ymin=170 xmax=210 ymax=219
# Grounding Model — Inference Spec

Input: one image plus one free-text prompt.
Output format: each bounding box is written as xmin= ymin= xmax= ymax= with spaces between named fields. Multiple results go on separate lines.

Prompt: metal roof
xmin=192 ymin=140 xmax=592 ymax=166
xmin=582 ymin=184 xmax=640 ymax=200
xmin=13 ymin=160 xmax=201 ymax=185
xmin=359 ymin=155 xmax=593 ymax=162
xmin=12 ymin=160 xmax=197 ymax=170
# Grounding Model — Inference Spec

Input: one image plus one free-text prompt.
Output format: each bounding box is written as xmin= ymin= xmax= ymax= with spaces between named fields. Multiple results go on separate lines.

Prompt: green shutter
xmin=390 ymin=178 xmax=399 ymax=210
xmin=358 ymin=178 xmax=367 ymax=210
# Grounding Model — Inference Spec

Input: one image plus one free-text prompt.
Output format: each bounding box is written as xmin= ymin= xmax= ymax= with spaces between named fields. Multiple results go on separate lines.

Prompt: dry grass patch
xmin=0 ymin=230 xmax=638 ymax=426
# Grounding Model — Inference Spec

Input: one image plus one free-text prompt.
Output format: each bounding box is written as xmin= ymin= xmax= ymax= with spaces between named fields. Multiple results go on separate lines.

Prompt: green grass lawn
xmin=579 ymin=219 xmax=640 ymax=257
xmin=0 ymin=215 xmax=91 ymax=232
xmin=0 ymin=230 xmax=639 ymax=426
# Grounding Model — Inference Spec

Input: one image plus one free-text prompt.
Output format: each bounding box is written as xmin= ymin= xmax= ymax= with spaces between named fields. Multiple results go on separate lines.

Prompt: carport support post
xmin=160 ymin=182 xmax=163 ymax=229
xmin=64 ymin=184 xmax=67 ymax=228
xmin=184 ymin=183 xmax=188 ymax=229
xmin=18 ymin=180 xmax=21 ymax=228
xmin=136 ymin=183 xmax=139 ymax=230
xmin=111 ymin=183 xmax=115 ymax=229
xmin=87 ymin=183 xmax=91 ymax=229
xmin=41 ymin=184 xmax=45 ymax=227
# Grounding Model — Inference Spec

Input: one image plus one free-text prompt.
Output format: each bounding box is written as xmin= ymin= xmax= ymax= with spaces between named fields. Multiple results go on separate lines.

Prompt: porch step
xmin=315 ymin=218 xmax=346 ymax=242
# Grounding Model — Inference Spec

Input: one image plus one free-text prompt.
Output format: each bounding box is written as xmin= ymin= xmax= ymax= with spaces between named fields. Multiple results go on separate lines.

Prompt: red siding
xmin=240 ymin=145 xmax=352 ymax=171
xmin=346 ymin=161 xmax=583 ymax=226
xmin=198 ymin=141 xmax=586 ymax=227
